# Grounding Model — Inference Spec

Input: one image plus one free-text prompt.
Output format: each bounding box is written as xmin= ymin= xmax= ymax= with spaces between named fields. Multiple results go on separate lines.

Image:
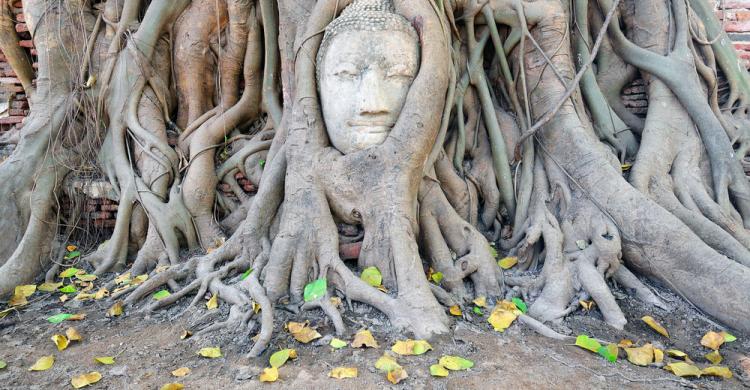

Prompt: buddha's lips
xmin=346 ymin=120 xmax=395 ymax=128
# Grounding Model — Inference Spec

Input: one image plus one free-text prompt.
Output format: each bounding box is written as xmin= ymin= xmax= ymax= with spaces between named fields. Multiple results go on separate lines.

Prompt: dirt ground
xmin=0 ymin=270 xmax=748 ymax=390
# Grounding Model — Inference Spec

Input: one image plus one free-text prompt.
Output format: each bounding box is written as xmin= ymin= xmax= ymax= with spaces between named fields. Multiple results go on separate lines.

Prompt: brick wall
xmin=716 ymin=0 xmax=750 ymax=67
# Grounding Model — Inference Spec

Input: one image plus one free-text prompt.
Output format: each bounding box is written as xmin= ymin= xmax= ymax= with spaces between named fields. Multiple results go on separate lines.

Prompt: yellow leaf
xmin=449 ymin=305 xmax=462 ymax=316
xmin=94 ymin=357 xmax=115 ymax=365
xmin=624 ymin=344 xmax=654 ymax=366
xmin=60 ymin=295 xmax=69 ymax=303
xmin=287 ymin=321 xmax=321 ymax=343
xmin=252 ymin=302 xmax=261 ymax=314
xmin=29 ymin=355 xmax=54 ymax=371
xmin=66 ymin=327 xmax=82 ymax=341
xmin=38 ymin=282 xmax=63 ymax=292
xmin=438 ymin=355 xmax=474 ymax=370
xmin=387 ymin=366 xmax=408 ymax=384
xmin=351 ymin=329 xmax=378 ymax=348
xmin=94 ymin=288 xmax=109 ymax=300
xmin=171 ymin=367 xmax=191 ymax=377
xmin=701 ymin=331 xmax=725 ymax=350
xmin=197 ymin=347 xmax=222 ymax=358
xmin=206 ymin=294 xmax=218 ymax=310
xmin=160 ymin=384 xmax=184 ymax=390
xmin=705 ymin=350 xmax=723 ymax=364
xmin=654 ymin=348 xmax=664 ymax=363
xmin=472 ymin=296 xmax=487 ymax=308
xmin=114 ymin=273 xmax=131 ymax=285
xmin=71 ymin=371 xmax=102 ymax=388
xmin=430 ymin=364 xmax=449 ymax=377
xmin=329 ymin=367 xmax=358 ymax=379
xmin=579 ymin=300 xmax=595 ymax=311
xmin=666 ymin=349 xmax=688 ymax=359
xmin=621 ymin=163 xmax=633 ymax=171
xmin=665 ymin=362 xmax=702 ymax=377
xmin=391 ymin=339 xmax=433 ymax=356
xmin=66 ymin=245 xmax=78 ymax=252
xmin=488 ymin=305 xmax=518 ymax=332
xmin=15 ymin=285 xmax=36 ymax=297
xmin=9 ymin=294 xmax=27 ymax=307
xmin=375 ymin=354 xmax=401 ymax=372
xmin=107 ymin=301 xmax=124 ymax=317
xmin=498 ymin=256 xmax=518 ymax=269
xmin=76 ymin=274 xmax=97 ymax=282
xmin=259 ymin=367 xmax=278 ymax=382
xmin=269 ymin=349 xmax=297 ymax=368
xmin=641 ymin=316 xmax=669 ymax=338
xmin=132 ymin=274 xmax=149 ymax=285
xmin=51 ymin=334 xmax=69 ymax=351
xmin=701 ymin=366 xmax=733 ymax=379
xmin=618 ymin=339 xmax=634 ymax=348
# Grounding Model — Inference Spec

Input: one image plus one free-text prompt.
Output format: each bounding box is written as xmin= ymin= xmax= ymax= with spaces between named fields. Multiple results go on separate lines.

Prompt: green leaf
xmin=472 ymin=307 xmax=483 ymax=316
xmin=721 ymin=331 xmax=737 ymax=343
xmin=259 ymin=159 xmax=266 ymax=167
xmin=152 ymin=290 xmax=171 ymax=300
xmin=488 ymin=244 xmax=498 ymax=259
xmin=330 ymin=338 xmax=347 ymax=349
xmin=269 ymin=349 xmax=296 ymax=368
xmin=59 ymin=285 xmax=77 ymax=294
xmin=240 ymin=268 xmax=253 ymax=281
xmin=64 ymin=250 xmax=81 ymax=260
xmin=47 ymin=313 xmax=73 ymax=323
xmin=430 ymin=271 xmax=444 ymax=284
xmin=438 ymin=355 xmax=474 ymax=371
xmin=303 ymin=278 xmax=327 ymax=302
xmin=360 ymin=267 xmax=382 ymax=287
xmin=59 ymin=268 xmax=80 ymax=278
xmin=597 ymin=344 xmax=618 ymax=363
xmin=0 ymin=360 xmax=6 ymax=369
xmin=430 ymin=364 xmax=449 ymax=377
xmin=512 ymin=297 xmax=527 ymax=313
xmin=574 ymin=335 xmax=602 ymax=353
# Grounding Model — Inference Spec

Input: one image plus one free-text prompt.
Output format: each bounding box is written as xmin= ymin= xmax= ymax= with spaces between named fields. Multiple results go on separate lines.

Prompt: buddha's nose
xmin=357 ymin=70 xmax=390 ymax=116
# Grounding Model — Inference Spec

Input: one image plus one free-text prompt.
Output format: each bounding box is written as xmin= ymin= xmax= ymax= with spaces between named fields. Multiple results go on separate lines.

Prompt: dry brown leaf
xmin=387 ymin=366 xmax=408 ymax=384
xmin=66 ymin=327 xmax=82 ymax=342
xmin=641 ymin=316 xmax=669 ymax=338
xmin=701 ymin=331 xmax=725 ymax=350
xmin=286 ymin=321 xmax=321 ymax=343
xmin=351 ymin=329 xmax=378 ymax=348
xmin=171 ymin=367 xmax=191 ymax=377
xmin=107 ymin=301 xmax=124 ymax=317
xmin=68 ymin=313 xmax=86 ymax=321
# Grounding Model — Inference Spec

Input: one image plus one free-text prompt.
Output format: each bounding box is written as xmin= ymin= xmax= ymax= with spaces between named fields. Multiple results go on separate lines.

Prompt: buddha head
xmin=317 ymin=0 xmax=420 ymax=154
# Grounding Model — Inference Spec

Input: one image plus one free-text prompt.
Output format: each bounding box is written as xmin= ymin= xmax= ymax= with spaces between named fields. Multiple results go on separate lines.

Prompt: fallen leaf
xmin=617 ymin=339 xmax=633 ymax=348
xmin=512 ymin=297 xmax=527 ymax=313
xmin=132 ymin=274 xmax=149 ymax=285
xmin=598 ymin=344 xmax=619 ymax=363
xmin=473 ymin=296 xmax=487 ymax=308
xmin=51 ymin=334 xmax=69 ymax=351
xmin=206 ymin=294 xmax=218 ymax=310
xmin=59 ymin=295 xmax=69 ymax=303
xmin=720 ymin=331 xmax=737 ymax=343
xmin=351 ymin=329 xmax=378 ymax=348
xmin=579 ymin=300 xmax=595 ymax=311
xmin=430 ymin=271 xmax=444 ymax=284
xmin=160 ymin=384 xmax=184 ymax=390
xmin=94 ymin=288 xmax=109 ymax=300
xmin=701 ymin=331 xmax=725 ymax=350
xmin=152 ymin=290 xmax=171 ymax=300
xmin=430 ymin=364 xmax=449 ymax=377
xmin=29 ymin=355 xmax=54 ymax=371
xmin=472 ymin=306 xmax=483 ymax=316
xmin=642 ymin=316 xmax=669 ymax=338
xmin=15 ymin=285 xmax=36 ymax=297
xmin=287 ymin=322 xmax=321 ymax=343
xmin=701 ymin=366 xmax=733 ymax=379
xmin=330 ymin=338 xmax=347 ymax=349
xmin=498 ymin=256 xmax=518 ymax=269
xmin=488 ymin=244 xmax=498 ymax=258
xmin=449 ymin=305 xmax=462 ymax=316
xmin=94 ymin=356 xmax=115 ymax=365
xmin=59 ymin=285 xmax=77 ymax=294
xmin=387 ymin=367 xmax=408 ymax=384
xmin=171 ymin=367 xmax=190 ymax=377
xmin=59 ymin=268 xmax=80 ymax=278
xmin=47 ymin=313 xmax=73 ymax=323
xmin=38 ymin=282 xmax=63 ymax=292
xmin=259 ymin=367 xmax=278 ymax=382
xmin=68 ymin=313 xmax=85 ymax=321
xmin=197 ymin=347 xmax=222 ymax=358
xmin=360 ymin=267 xmax=383 ymax=287
xmin=269 ymin=348 xmax=297 ymax=368
xmin=0 ymin=361 xmax=6 ymax=369
xmin=576 ymin=240 xmax=588 ymax=250
xmin=375 ymin=354 xmax=401 ymax=372
xmin=71 ymin=371 xmax=101 ymax=388
xmin=66 ymin=245 xmax=78 ymax=252
xmin=114 ymin=273 xmax=131 ymax=285
xmin=180 ymin=330 xmax=192 ymax=340
xmin=155 ymin=265 xmax=170 ymax=273
xmin=240 ymin=268 xmax=253 ymax=280
xmin=9 ymin=293 xmax=27 ymax=307
xmin=391 ymin=339 xmax=432 ymax=356
xmin=666 ymin=349 xmax=692 ymax=363
xmin=706 ymin=350 xmax=723 ymax=364
xmin=64 ymin=250 xmax=81 ymax=260
xmin=654 ymin=348 xmax=664 ymax=363
xmin=621 ymin=163 xmax=633 ymax=171
xmin=303 ymin=278 xmax=327 ymax=302
xmin=76 ymin=274 xmax=97 ymax=282
xmin=107 ymin=301 xmax=124 ymax=317
xmin=252 ymin=302 xmax=261 ymax=314
xmin=439 ymin=355 xmax=474 ymax=371
xmin=487 ymin=304 xmax=519 ymax=332
xmin=625 ymin=344 xmax=654 ymax=366
xmin=665 ymin=362 xmax=702 ymax=377
xmin=575 ymin=335 xmax=602 ymax=353
xmin=329 ymin=367 xmax=357 ymax=379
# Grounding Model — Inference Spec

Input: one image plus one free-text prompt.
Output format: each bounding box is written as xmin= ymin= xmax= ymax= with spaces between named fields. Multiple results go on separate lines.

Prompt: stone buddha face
xmin=317 ymin=0 xmax=420 ymax=154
